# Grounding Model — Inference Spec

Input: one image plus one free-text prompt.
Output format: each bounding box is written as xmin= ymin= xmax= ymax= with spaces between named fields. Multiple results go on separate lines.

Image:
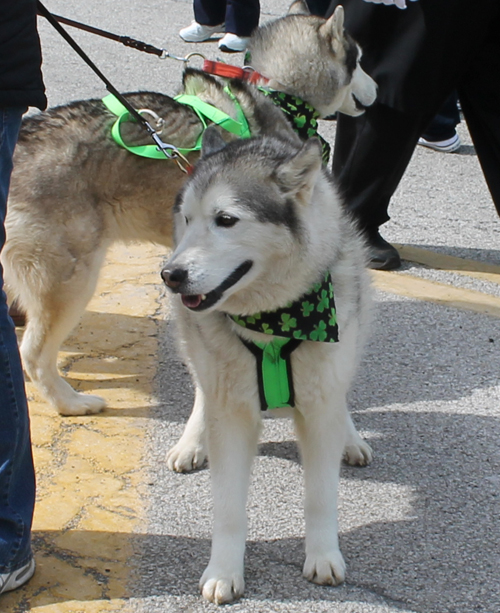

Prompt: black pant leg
xmin=457 ymin=13 xmax=500 ymax=217
xmin=194 ymin=0 xmax=226 ymax=26
xmin=224 ymin=0 xmax=260 ymax=36
xmin=333 ymin=104 xmax=428 ymax=232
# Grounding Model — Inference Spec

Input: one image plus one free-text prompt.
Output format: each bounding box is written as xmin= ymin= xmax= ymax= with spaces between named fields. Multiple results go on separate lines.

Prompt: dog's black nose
xmin=161 ymin=267 xmax=188 ymax=290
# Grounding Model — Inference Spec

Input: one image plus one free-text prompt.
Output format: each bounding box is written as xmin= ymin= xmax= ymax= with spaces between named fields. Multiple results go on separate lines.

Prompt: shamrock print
xmin=293 ymin=330 xmax=308 ymax=341
xmin=295 ymin=114 xmax=307 ymax=129
xmin=329 ymin=308 xmax=337 ymax=327
xmin=246 ymin=312 xmax=261 ymax=325
xmin=310 ymin=320 xmax=328 ymax=342
xmin=280 ymin=313 xmax=297 ymax=331
xmin=301 ymin=301 xmax=315 ymax=317
xmin=317 ymin=289 xmax=330 ymax=313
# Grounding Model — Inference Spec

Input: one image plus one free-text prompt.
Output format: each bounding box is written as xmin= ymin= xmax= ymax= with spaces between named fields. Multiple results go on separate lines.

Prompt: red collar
xmin=202 ymin=59 xmax=269 ymax=85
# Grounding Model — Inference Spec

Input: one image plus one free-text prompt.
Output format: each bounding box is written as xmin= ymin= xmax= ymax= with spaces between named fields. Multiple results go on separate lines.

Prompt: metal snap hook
xmin=138 ymin=109 xmax=164 ymax=134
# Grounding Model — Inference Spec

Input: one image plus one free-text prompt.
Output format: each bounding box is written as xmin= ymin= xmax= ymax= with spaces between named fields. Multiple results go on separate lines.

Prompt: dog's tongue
xmin=181 ymin=294 xmax=202 ymax=309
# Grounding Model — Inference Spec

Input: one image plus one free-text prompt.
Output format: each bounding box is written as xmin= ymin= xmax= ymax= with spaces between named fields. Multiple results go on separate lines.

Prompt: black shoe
xmin=365 ymin=230 xmax=401 ymax=270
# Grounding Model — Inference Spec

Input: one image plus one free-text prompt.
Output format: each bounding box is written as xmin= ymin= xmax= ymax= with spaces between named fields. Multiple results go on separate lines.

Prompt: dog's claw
xmin=56 ymin=393 xmax=107 ymax=416
xmin=303 ymin=550 xmax=346 ymax=586
xmin=343 ymin=439 xmax=373 ymax=466
xmin=200 ymin=571 xmax=245 ymax=604
xmin=166 ymin=442 xmax=208 ymax=472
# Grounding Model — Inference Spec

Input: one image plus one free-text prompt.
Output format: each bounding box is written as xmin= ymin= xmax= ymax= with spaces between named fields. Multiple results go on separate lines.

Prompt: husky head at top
xmin=249 ymin=1 xmax=377 ymax=118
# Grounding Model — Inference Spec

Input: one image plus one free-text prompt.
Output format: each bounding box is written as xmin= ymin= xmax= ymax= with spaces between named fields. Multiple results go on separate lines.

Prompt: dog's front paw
xmin=166 ymin=439 xmax=207 ymax=472
xmin=303 ymin=550 xmax=346 ymax=586
xmin=200 ymin=567 xmax=245 ymax=604
xmin=343 ymin=437 xmax=373 ymax=466
xmin=57 ymin=393 xmax=107 ymax=416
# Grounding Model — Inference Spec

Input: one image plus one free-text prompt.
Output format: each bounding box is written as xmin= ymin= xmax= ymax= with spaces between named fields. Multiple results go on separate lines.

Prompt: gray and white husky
xmin=3 ymin=2 xmax=376 ymax=415
xmin=162 ymin=122 xmax=373 ymax=603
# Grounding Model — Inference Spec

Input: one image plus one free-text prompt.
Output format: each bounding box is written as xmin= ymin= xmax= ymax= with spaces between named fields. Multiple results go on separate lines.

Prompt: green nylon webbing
xmin=241 ymin=337 xmax=298 ymax=411
xmin=102 ymin=89 xmax=251 ymax=159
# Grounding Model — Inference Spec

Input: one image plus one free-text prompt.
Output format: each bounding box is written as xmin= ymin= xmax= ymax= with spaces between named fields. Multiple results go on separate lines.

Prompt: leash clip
xmin=149 ymin=131 xmax=193 ymax=174
xmin=159 ymin=49 xmax=189 ymax=62
xmin=138 ymin=109 xmax=164 ymax=134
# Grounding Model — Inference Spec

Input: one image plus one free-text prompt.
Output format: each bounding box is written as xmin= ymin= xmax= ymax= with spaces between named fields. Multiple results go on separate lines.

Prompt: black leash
xmin=37 ymin=1 xmax=191 ymax=171
xmin=42 ymin=10 xmax=191 ymax=62
xmin=46 ymin=12 xmax=167 ymax=58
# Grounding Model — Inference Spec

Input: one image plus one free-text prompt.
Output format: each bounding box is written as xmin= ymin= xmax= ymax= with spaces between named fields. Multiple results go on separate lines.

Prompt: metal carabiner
xmin=159 ymin=49 xmax=190 ymax=62
xmin=138 ymin=109 xmax=164 ymax=134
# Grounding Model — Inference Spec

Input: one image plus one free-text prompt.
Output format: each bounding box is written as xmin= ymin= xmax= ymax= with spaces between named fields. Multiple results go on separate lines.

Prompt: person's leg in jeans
xmin=0 ymin=107 xmax=36 ymax=593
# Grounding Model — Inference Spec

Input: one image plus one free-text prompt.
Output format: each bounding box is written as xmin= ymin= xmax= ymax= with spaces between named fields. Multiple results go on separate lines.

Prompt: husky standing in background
xmin=162 ymin=119 xmax=373 ymax=603
xmin=3 ymin=1 xmax=376 ymax=416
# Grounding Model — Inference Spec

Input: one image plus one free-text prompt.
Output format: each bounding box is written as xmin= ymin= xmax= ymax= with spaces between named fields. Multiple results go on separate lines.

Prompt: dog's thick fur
xmin=162 ymin=121 xmax=373 ymax=603
xmin=4 ymin=3 xmax=376 ymax=415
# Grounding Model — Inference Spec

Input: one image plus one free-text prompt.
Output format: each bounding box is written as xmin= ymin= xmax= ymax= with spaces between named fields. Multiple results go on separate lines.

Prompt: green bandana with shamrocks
xmin=230 ymin=272 xmax=338 ymax=411
xmin=260 ymin=89 xmax=331 ymax=165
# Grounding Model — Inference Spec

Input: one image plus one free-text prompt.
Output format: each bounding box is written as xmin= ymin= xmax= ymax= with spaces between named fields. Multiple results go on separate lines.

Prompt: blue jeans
xmin=0 ymin=107 xmax=35 ymax=573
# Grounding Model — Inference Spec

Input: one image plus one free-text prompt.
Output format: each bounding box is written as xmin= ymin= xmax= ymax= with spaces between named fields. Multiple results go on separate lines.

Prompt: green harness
xmin=230 ymin=272 xmax=339 ymax=411
xmin=102 ymin=87 xmax=251 ymax=158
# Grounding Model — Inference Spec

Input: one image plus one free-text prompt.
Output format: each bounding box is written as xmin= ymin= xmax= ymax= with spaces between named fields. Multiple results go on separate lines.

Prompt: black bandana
xmin=261 ymin=89 xmax=331 ymax=165
xmin=229 ymin=273 xmax=339 ymax=412
xmin=230 ymin=272 xmax=338 ymax=343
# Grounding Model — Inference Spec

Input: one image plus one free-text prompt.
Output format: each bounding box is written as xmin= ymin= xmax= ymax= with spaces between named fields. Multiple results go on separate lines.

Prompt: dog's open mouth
xmin=181 ymin=260 xmax=253 ymax=312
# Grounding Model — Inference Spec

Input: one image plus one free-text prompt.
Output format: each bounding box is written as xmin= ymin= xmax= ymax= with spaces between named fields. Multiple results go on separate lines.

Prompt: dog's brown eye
xmin=215 ymin=214 xmax=238 ymax=228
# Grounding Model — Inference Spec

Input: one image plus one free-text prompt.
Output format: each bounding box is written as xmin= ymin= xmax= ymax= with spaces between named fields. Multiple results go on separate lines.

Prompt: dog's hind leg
xmin=294 ymin=402 xmax=347 ymax=587
xmin=19 ymin=247 xmax=108 ymax=416
xmin=343 ymin=412 xmax=373 ymax=466
xmin=166 ymin=383 xmax=208 ymax=472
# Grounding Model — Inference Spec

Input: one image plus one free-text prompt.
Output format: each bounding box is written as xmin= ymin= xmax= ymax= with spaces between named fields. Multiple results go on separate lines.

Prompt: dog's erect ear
xmin=288 ymin=0 xmax=310 ymax=15
xmin=275 ymin=139 xmax=323 ymax=205
xmin=201 ymin=126 xmax=227 ymax=158
xmin=322 ymin=5 xmax=345 ymax=41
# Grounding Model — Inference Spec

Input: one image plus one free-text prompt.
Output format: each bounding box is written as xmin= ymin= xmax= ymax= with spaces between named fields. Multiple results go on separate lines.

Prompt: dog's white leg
xmin=20 ymin=249 xmax=108 ymax=416
xmin=166 ymin=383 xmax=208 ymax=472
xmin=343 ymin=412 xmax=372 ymax=466
xmin=200 ymin=405 xmax=260 ymax=604
xmin=294 ymin=404 xmax=347 ymax=586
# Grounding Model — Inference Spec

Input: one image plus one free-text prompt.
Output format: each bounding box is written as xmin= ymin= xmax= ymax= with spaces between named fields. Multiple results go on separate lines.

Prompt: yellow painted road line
xmin=372 ymin=269 xmax=500 ymax=318
xmin=395 ymin=244 xmax=500 ymax=285
xmin=5 ymin=242 xmax=167 ymax=613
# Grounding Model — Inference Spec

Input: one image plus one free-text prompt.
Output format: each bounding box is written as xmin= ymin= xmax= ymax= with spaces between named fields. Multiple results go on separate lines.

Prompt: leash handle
xmin=47 ymin=12 xmax=166 ymax=57
xmin=37 ymin=2 xmax=145 ymax=126
xmin=37 ymin=1 xmax=192 ymax=171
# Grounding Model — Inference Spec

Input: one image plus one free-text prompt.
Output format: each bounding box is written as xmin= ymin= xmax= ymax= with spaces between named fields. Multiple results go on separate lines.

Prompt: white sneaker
xmin=0 ymin=558 xmax=36 ymax=594
xmin=418 ymin=132 xmax=461 ymax=153
xmin=179 ymin=21 xmax=225 ymax=43
xmin=218 ymin=33 xmax=250 ymax=53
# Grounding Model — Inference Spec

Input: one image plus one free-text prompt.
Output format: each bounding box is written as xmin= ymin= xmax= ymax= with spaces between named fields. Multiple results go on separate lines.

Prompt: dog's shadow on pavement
xmin=122 ymin=297 xmax=500 ymax=611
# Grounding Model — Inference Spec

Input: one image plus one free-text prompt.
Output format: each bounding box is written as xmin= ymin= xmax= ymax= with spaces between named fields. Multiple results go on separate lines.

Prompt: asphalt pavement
xmin=5 ymin=1 xmax=500 ymax=612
